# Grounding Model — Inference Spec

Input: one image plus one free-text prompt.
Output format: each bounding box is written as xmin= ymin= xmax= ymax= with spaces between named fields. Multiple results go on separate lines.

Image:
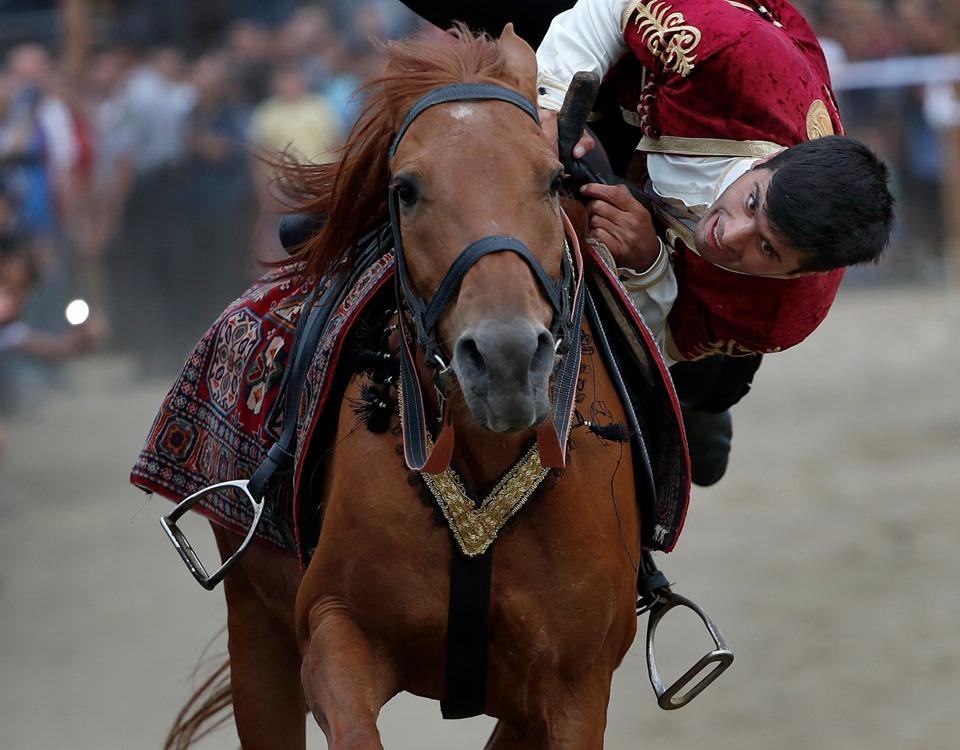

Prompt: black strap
xmin=637 ymin=549 xmax=670 ymax=613
xmin=388 ymin=83 xmax=539 ymax=162
xmin=441 ymin=548 xmax=494 ymax=719
xmin=584 ymin=289 xmax=659 ymax=538
xmin=424 ymin=236 xmax=563 ymax=335
xmin=247 ymin=229 xmax=388 ymax=541
xmin=247 ymin=283 xmax=331 ymax=502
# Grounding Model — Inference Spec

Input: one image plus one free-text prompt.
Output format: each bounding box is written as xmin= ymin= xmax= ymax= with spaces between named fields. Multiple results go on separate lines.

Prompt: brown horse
xmin=169 ymin=25 xmax=654 ymax=749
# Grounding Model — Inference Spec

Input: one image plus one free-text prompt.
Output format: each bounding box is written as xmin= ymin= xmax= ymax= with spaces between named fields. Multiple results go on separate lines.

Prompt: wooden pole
xmin=60 ymin=0 xmax=91 ymax=87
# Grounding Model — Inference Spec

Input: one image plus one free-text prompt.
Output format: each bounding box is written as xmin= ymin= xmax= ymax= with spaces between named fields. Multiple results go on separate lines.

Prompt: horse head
xmin=384 ymin=26 xmax=569 ymax=436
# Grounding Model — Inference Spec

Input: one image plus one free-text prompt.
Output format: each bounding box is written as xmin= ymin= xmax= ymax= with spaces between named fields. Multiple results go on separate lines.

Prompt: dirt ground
xmin=1 ymin=285 xmax=957 ymax=750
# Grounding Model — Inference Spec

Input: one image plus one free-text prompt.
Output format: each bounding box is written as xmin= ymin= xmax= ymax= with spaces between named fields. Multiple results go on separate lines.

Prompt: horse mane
xmin=275 ymin=25 xmax=534 ymax=279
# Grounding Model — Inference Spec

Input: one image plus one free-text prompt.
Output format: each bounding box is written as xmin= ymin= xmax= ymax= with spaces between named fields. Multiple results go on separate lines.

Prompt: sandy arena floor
xmin=1 ymin=285 xmax=957 ymax=749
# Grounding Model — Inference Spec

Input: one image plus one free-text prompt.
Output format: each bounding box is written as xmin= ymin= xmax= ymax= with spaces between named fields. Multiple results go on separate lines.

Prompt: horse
xmin=161 ymin=25 xmax=688 ymax=749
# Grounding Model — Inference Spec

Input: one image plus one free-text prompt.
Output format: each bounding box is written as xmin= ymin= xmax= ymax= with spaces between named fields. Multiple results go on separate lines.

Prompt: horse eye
xmin=548 ymin=170 xmax=563 ymax=196
xmin=392 ymin=178 xmax=419 ymax=208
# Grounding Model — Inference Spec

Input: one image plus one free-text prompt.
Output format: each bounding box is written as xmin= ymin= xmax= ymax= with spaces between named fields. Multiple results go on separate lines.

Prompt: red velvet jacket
xmin=619 ymin=0 xmax=846 ymax=359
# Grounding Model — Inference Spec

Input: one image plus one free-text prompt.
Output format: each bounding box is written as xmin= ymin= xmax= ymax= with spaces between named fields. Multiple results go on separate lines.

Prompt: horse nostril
xmin=530 ymin=330 xmax=555 ymax=378
xmin=456 ymin=336 xmax=487 ymax=378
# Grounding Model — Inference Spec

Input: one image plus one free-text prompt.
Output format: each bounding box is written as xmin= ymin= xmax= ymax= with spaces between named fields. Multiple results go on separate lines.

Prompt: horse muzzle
xmin=452 ymin=317 xmax=555 ymax=433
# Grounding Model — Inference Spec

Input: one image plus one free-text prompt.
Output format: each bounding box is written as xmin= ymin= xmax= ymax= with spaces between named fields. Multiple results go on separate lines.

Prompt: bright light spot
xmin=65 ymin=299 xmax=90 ymax=326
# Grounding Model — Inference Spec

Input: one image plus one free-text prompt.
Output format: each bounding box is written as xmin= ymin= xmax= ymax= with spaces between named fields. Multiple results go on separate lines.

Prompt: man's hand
xmin=539 ymin=107 xmax=596 ymax=159
xmin=581 ymin=183 xmax=660 ymax=271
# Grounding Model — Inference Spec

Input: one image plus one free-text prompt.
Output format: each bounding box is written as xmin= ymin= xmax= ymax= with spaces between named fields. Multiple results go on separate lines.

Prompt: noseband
xmin=387 ymin=82 xmax=585 ymax=473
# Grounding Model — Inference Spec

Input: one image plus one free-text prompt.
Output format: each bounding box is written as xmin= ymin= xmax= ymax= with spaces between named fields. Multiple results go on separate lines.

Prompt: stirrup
xmin=160 ymin=480 xmax=265 ymax=590
xmin=644 ymin=589 xmax=733 ymax=710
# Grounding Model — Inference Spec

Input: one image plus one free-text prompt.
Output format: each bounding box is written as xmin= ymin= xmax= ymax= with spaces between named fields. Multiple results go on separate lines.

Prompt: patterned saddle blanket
xmin=131 ymin=241 xmax=690 ymax=561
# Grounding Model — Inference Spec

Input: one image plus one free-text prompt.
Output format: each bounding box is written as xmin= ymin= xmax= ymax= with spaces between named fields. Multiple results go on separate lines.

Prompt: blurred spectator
xmin=226 ymin=20 xmax=275 ymax=108
xmin=182 ymin=51 xmax=257 ymax=324
xmin=248 ymin=62 xmax=341 ymax=263
xmin=249 ymin=63 xmax=340 ymax=163
xmin=0 ymin=233 xmax=103 ymax=460
xmin=0 ymin=44 xmax=77 ymax=263
xmin=100 ymin=46 xmax=196 ymax=372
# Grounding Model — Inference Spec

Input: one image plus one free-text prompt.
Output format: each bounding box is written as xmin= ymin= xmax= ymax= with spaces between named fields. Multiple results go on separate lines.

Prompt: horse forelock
xmin=276 ymin=24 xmax=537 ymax=280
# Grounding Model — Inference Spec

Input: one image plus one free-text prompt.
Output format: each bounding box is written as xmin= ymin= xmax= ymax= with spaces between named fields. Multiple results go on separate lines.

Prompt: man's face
xmin=693 ymin=167 xmax=816 ymax=277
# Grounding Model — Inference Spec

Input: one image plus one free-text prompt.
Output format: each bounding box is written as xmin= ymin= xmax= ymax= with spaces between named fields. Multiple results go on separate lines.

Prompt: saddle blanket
xmin=131 ymin=244 xmax=690 ymax=559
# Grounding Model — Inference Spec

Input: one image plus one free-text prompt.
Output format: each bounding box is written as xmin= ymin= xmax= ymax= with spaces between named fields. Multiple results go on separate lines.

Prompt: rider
xmin=532 ymin=0 xmax=894 ymax=483
xmin=397 ymin=0 xmax=894 ymax=484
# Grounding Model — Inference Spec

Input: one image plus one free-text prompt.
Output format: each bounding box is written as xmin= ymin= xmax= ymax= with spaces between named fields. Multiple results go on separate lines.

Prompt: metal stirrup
xmin=639 ymin=551 xmax=734 ymax=710
xmin=160 ymin=480 xmax=266 ymax=590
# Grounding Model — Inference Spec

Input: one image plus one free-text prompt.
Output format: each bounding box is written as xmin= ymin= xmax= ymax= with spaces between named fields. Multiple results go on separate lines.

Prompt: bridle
xmin=386 ymin=82 xmax=586 ymax=474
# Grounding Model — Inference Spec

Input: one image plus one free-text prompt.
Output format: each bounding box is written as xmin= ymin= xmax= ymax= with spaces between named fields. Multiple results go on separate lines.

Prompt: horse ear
xmin=498 ymin=23 xmax=538 ymax=101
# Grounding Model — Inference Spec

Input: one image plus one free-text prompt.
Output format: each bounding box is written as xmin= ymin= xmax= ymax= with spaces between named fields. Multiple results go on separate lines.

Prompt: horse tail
xmin=163 ymin=642 xmax=233 ymax=750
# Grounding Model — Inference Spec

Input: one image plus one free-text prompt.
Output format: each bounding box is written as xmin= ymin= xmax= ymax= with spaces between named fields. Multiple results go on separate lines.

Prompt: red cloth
xmin=620 ymin=0 xmax=846 ymax=359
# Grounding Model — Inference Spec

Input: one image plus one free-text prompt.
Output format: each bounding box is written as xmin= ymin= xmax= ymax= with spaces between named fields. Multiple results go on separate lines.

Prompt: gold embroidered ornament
xmin=423 ymin=445 xmax=550 ymax=557
xmin=805 ymin=99 xmax=835 ymax=140
xmin=397 ymin=383 xmax=551 ymax=557
xmin=628 ymin=0 xmax=702 ymax=77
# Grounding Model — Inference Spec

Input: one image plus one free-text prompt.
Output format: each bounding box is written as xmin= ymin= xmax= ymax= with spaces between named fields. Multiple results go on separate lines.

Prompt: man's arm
xmin=536 ymin=0 xmax=630 ymax=152
xmin=535 ymin=0 xmax=631 ymax=111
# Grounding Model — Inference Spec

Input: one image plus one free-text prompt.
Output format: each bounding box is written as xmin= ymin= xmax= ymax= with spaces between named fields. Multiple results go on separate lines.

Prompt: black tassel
xmin=349 ymin=383 xmax=395 ymax=433
xmin=587 ymin=421 xmax=630 ymax=443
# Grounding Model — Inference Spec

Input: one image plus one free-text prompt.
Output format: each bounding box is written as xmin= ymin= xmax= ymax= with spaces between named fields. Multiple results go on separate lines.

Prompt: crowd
xmin=0 ymin=0 xmax=420 ymax=459
xmin=0 ymin=0 xmax=957 ymax=458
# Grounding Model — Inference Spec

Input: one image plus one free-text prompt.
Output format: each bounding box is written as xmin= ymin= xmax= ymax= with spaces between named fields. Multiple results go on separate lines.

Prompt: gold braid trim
xmin=397 ymin=383 xmax=550 ymax=557
xmin=638 ymin=134 xmax=785 ymax=158
xmin=423 ymin=445 xmax=549 ymax=557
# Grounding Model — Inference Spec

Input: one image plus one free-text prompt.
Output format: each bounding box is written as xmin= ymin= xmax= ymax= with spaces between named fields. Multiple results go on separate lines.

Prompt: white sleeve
xmin=536 ymin=0 xmax=631 ymax=111
xmin=616 ymin=241 xmax=678 ymax=363
xmin=37 ymin=98 xmax=78 ymax=173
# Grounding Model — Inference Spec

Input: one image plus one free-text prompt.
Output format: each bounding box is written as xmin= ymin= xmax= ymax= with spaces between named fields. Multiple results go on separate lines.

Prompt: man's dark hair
xmin=761 ymin=135 xmax=894 ymax=273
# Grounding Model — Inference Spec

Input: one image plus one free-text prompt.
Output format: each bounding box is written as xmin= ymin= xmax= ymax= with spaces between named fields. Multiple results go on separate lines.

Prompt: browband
xmin=388 ymin=82 xmax=540 ymax=162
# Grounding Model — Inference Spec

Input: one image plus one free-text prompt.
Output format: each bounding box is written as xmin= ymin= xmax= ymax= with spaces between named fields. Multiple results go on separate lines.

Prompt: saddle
xmin=131 ymin=225 xmax=690 ymax=561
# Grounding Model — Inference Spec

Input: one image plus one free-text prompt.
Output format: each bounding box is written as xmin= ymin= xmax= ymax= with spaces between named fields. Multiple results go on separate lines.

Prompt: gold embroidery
xmin=423 ymin=445 xmax=549 ymax=557
xmin=805 ymin=99 xmax=834 ymax=140
xmin=628 ymin=0 xmax=702 ymax=77
xmin=397 ymin=383 xmax=550 ymax=557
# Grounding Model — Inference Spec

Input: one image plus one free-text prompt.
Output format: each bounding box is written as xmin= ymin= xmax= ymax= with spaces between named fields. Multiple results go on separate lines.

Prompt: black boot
xmin=681 ymin=407 xmax=732 ymax=487
xmin=670 ymin=354 xmax=762 ymax=487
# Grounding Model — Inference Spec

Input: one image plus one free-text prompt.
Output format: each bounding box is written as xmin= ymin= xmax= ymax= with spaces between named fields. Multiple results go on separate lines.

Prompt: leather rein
xmin=387 ymin=82 xmax=587 ymax=474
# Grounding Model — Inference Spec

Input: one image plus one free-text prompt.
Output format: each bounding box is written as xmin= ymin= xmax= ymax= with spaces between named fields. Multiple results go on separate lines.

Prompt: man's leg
xmin=670 ymin=354 xmax=763 ymax=486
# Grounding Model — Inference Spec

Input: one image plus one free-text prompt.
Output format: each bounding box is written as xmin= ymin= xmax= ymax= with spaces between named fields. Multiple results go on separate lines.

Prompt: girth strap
xmin=440 ymin=547 xmax=494 ymax=719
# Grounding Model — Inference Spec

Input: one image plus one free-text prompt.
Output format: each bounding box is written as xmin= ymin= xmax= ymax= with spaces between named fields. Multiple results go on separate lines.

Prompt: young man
xmin=533 ymin=0 xmax=894 ymax=483
xmin=397 ymin=0 xmax=894 ymax=483
xmin=536 ymin=0 xmax=893 ymax=361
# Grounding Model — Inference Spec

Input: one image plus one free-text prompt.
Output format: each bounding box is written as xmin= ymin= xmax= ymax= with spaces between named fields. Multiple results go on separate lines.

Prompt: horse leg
xmin=212 ymin=525 xmax=307 ymax=750
xmin=298 ymin=602 xmax=398 ymax=750
xmin=484 ymin=721 xmax=531 ymax=749
xmin=485 ymin=678 xmax=612 ymax=750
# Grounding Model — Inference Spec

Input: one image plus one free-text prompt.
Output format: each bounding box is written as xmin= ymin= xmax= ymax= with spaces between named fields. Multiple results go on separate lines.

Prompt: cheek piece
xmin=387 ymin=83 xmax=584 ymax=473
